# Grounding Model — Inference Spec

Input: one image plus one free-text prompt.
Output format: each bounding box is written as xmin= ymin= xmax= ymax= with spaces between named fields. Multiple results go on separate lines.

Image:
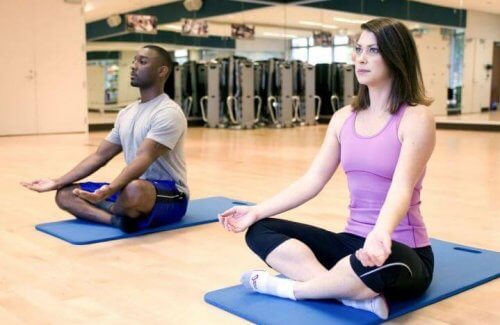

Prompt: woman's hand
xmin=355 ymin=228 xmax=392 ymax=267
xmin=218 ymin=205 xmax=260 ymax=233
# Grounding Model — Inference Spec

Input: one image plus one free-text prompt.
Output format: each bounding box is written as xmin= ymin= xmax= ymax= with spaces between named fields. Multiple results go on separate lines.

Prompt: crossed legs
xmin=265 ymin=238 xmax=378 ymax=300
xmin=55 ymin=180 xmax=156 ymax=225
xmin=243 ymin=218 xmax=389 ymax=319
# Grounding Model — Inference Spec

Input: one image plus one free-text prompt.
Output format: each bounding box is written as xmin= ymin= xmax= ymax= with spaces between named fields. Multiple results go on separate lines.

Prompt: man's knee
xmin=55 ymin=186 xmax=76 ymax=210
xmin=120 ymin=180 xmax=154 ymax=209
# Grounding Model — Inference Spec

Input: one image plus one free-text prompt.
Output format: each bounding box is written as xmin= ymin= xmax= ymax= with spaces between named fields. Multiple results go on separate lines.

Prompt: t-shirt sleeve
xmin=147 ymin=109 xmax=185 ymax=150
xmin=105 ymin=110 xmax=123 ymax=145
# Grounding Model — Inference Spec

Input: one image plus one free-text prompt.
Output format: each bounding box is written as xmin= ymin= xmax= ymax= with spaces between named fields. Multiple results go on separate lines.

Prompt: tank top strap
xmin=339 ymin=109 xmax=357 ymax=141
xmin=393 ymin=104 xmax=408 ymax=131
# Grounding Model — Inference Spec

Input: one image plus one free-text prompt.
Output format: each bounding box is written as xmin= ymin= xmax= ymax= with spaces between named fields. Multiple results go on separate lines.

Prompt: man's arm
xmin=73 ymin=139 xmax=167 ymax=202
xmin=21 ymin=140 xmax=122 ymax=192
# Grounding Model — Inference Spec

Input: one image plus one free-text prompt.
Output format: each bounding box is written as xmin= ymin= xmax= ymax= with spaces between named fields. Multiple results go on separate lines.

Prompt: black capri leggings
xmin=245 ymin=218 xmax=434 ymax=301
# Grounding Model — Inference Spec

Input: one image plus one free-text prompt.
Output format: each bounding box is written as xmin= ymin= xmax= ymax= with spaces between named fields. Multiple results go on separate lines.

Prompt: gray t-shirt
xmin=106 ymin=93 xmax=188 ymax=194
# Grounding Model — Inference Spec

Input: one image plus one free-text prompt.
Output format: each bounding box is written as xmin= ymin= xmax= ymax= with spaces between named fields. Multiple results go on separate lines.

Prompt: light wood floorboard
xmin=0 ymin=125 xmax=498 ymax=324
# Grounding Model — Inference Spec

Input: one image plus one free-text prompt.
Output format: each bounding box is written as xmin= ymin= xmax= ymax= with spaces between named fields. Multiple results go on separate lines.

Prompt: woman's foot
xmin=241 ymin=270 xmax=296 ymax=300
xmin=340 ymin=295 xmax=389 ymax=320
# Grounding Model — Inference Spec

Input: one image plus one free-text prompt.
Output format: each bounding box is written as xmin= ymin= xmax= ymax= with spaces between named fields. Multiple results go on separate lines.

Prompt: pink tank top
xmin=339 ymin=106 xmax=430 ymax=248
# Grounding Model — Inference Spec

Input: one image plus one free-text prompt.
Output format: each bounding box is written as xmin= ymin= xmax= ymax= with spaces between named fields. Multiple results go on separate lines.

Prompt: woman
xmin=218 ymin=18 xmax=435 ymax=319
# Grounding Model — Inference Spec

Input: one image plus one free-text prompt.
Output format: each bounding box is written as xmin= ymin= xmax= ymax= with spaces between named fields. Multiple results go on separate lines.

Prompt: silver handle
xmin=330 ymin=95 xmax=339 ymax=114
xmin=254 ymin=95 xmax=262 ymax=123
xmin=200 ymin=96 xmax=208 ymax=122
xmin=183 ymin=97 xmax=193 ymax=117
xmin=267 ymin=96 xmax=278 ymax=125
xmin=226 ymin=96 xmax=238 ymax=124
xmin=315 ymin=95 xmax=322 ymax=120
xmin=292 ymin=95 xmax=301 ymax=122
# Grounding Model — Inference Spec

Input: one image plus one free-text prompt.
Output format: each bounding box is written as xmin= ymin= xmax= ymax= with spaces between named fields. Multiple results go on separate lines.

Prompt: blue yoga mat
xmin=36 ymin=196 xmax=251 ymax=245
xmin=205 ymin=239 xmax=500 ymax=324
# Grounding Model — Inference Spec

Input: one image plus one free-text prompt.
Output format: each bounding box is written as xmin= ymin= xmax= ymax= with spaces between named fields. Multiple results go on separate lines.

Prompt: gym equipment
xmin=199 ymin=61 xmax=227 ymax=128
xmin=36 ymin=197 xmax=252 ymax=245
xmin=174 ymin=61 xmax=204 ymax=122
xmin=266 ymin=59 xmax=294 ymax=128
xmin=291 ymin=61 xmax=321 ymax=126
xmin=226 ymin=59 xmax=262 ymax=129
xmin=205 ymin=238 xmax=500 ymax=324
xmin=342 ymin=64 xmax=357 ymax=107
xmin=174 ymin=62 xmax=193 ymax=117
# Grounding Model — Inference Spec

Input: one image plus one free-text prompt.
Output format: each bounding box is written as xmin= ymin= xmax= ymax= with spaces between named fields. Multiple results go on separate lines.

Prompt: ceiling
xmin=84 ymin=0 xmax=178 ymax=22
xmin=83 ymin=0 xmax=500 ymax=23
xmin=158 ymin=5 xmax=425 ymax=40
xmin=415 ymin=0 xmax=500 ymax=14
xmin=83 ymin=0 xmax=499 ymax=44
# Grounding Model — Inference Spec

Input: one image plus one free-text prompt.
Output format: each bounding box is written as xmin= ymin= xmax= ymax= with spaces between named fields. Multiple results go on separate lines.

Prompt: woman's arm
xmin=376 ymin=106 xmax=436 ymax=234
xmin=357 ymin=106 xmax=436 ymax=266
xmin=252 ymin=120 xmax=339 ymax=220
xmin=220 ymin=107 xmax=353 ymax=234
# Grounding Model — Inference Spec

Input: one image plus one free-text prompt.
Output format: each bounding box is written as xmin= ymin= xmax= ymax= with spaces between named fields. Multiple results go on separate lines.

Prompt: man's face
xmin=130 ymin=48 xmax=164 ymax=88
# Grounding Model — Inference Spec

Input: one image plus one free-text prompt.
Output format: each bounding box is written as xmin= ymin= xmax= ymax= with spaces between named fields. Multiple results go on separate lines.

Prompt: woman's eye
xmin=369 ymin=48 xmax=379 ymax=54
xmin=355 ymin=47 xmax=362 ymax=54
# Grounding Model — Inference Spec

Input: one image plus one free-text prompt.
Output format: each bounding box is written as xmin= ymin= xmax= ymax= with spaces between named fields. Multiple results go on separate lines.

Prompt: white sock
xmin=340 ymin=295 xmax=389 ymax=320
xmin=241 ymin=270 xmax=296 ymax=300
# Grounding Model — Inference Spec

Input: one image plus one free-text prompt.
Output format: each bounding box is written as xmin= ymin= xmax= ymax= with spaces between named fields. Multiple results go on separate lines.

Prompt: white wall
xmin=414 ymin=28 xmax=450 ymax=116
xmin=0 ymin=0 xmax=87 ymax=136
xmin=462 ymin=10 xmax=500 ymax=113
xmin=117 ymin=51 xmax=139 ymax=103
xmin=236 ymin=38 xmax=287 ymax=60
xmin=87 ymin=65 xmax=106 ymax=106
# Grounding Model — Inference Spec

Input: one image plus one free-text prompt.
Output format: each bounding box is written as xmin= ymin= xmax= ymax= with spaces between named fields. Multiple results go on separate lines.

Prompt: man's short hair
xmin=143 ymin=45 xmax=173 ymax=79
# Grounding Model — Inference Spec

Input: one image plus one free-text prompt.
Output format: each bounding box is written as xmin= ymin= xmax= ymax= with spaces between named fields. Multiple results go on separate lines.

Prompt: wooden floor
xmin=1 ymin=125 xmax=499 ymax=324
xmin=89 ymin=109 xmax=500 ymax=126
xmin=435 ymin=110 xmax=500 ymax=124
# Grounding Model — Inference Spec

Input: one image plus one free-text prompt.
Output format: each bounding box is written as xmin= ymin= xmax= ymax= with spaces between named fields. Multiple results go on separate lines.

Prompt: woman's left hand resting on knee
xmin=219 ymin=206 xmax=259 ymax=233
xmin=356 ymin=228 xmax=392 ymax=267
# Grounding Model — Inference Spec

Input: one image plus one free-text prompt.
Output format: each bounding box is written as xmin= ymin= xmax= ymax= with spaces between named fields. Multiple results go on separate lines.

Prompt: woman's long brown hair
xmin=352 ymin=18 xmax=433 ymax=114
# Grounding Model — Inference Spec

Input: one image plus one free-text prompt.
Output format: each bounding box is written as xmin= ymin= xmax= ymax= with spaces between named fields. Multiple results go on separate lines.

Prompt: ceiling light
xmin=299 ymin=21 xmax=338 ymax=29
xmin=262 ymin=32 xmax=298 ymax=38
xmin=164 ymin=24 xmax=182 ymax=30
xmin=333 ymin=17 xmax=366 ymax=24
xmin=83 ymin=2 xmax=94 ymax=12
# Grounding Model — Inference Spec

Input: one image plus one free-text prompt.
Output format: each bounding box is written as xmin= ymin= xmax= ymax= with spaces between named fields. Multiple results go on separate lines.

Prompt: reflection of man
xmin=22 ymin=45 xmax=189 ymax=233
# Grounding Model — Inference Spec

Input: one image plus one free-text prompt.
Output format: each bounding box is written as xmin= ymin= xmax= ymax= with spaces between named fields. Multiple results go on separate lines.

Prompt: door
xmin=0 ymin=1 xmax=38 ymax=135
xmin=491 ymin=42 xmax=500 ymax=110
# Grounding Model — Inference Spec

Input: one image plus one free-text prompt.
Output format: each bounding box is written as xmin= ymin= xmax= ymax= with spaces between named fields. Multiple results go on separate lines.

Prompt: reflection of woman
xmin=219 ymin=18 xmax=435 ymax=319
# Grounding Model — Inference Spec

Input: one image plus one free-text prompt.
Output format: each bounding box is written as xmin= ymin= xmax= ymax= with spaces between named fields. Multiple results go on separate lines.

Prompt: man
xmin=22 ymin=45 xmax=188 ymax=233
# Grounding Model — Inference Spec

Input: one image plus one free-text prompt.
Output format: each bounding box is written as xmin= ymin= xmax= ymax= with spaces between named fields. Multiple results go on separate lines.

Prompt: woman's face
xmin=353 ymin=30 xmax=391 ymax=87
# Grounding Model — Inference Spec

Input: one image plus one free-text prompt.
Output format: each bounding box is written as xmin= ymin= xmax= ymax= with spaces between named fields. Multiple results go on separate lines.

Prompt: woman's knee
xmin=245 ymin=218 xmax=270 ymax=248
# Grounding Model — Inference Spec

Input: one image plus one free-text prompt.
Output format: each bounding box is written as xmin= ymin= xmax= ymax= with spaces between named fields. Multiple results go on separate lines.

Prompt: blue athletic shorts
xmin=80 ymin=180 xmax=188 ymax=230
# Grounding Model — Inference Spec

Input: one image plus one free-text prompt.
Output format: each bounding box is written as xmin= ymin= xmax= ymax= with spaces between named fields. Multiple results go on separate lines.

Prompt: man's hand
xmin=21 ymin=179 xmax=60 ymax=192
xmin=73 ymin=184 xmax=114 ymax=204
